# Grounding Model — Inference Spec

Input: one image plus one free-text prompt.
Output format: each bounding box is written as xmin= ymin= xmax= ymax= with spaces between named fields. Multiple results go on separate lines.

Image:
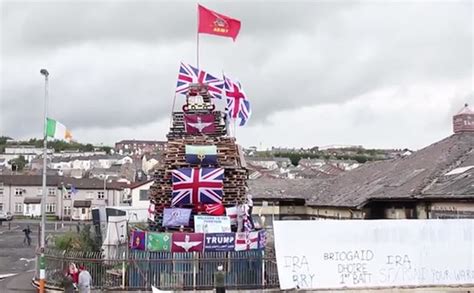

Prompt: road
xmin=0 ymin=219 xmax=85 ymax=292
xmin=0 ymin=226 xmax=37 ymax=292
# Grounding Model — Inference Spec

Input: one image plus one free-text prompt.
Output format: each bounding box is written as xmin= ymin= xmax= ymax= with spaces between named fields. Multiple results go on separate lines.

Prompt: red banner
xmin=198 ymin=4 xmax=241 ymax=41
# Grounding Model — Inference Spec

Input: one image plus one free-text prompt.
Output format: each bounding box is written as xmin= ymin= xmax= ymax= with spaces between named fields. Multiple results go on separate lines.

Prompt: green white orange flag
xmin=46 ymin=118 xmax=72 ymax=141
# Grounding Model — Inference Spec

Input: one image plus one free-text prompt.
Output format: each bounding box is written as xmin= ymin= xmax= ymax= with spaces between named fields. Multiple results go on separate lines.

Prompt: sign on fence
xmin=194 ymin=215 xmax=231 ymax=233
xmin=274 ymin=220 xmax=474 ymax=290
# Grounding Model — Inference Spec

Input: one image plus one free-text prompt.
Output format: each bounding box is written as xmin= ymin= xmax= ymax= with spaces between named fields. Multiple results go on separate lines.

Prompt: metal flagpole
xmin=39 ymin=68 xmax=49 ymax=293
xmin=196 ymin=3 xmax=200 ymax=68
xmin=169 ymin=93 xmax=177 ymax=128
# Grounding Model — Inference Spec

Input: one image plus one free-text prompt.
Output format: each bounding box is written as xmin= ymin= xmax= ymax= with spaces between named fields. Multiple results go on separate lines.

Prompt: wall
xmin=429 ymin=201 xmax=474 ymax=218
xmin=130 ymin=181 xmax=154 ymax=209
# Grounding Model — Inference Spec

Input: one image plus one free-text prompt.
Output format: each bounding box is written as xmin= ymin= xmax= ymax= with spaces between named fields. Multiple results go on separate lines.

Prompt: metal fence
xmin=39 ymin=248 xmax=279 ymax=290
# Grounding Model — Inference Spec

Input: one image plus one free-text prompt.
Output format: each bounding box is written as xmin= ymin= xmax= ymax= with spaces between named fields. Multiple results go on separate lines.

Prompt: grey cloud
xmin=1 ymin=0 xmax=473 ymax=144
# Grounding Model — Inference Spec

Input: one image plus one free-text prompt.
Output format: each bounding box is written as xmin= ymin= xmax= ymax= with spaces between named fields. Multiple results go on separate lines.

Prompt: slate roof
xmin=248 ymin=178 xmax=327 ymax=201
xmin=250 ymin=132 xmax=474 ymax=208
xmin=51 ymin=154 xmax=125 ymax=163
xmin=0 ymin=175 xmax=125 ymax=190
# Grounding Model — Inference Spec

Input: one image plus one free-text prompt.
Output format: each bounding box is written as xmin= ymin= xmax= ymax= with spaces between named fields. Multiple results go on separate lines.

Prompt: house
xmin=115 ymin=140 xmax=166 ymax=155
xmin=249 ymin=104 xmax=474 ymax=222
xmin=141 ymin=154 xmax=161 ymax=175
xmin=52 ymin=150 xmax=106 ymax=158
xmin=0 ymin=175 xmax=125 ymax=220
xmin=3 ymin=146 xmax=54 ymax=163
xmin=123 ymin=180 xmax=154 ymax=209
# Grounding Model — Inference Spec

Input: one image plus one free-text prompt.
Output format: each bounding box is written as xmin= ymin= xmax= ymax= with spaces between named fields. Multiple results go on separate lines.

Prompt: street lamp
xmin=39 ymin=68 xmax=49 ymax=293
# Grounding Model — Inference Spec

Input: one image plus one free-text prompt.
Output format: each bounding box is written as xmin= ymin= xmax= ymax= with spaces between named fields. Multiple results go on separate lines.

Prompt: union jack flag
xmin=224 ymin=75 xmax=251 ymax=126
xmin=176 ymin=62 xmax=224 ymax=99
xmin=171 ymin=168 xmax=224 ymax=206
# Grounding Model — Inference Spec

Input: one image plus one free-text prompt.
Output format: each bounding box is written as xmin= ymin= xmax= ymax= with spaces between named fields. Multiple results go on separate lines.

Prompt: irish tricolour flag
xmin=46 ymin=118 xmax=72 ymax=141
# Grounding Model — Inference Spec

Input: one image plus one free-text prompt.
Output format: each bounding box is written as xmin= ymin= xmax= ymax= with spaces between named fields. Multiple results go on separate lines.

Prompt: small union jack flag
xmin=176 ymin=62 xmax=224 ymax=99
xmin=224 ymin=75 xmax=251 ymax=126
xmin=171 ymin=168 xmax=224 ymax=206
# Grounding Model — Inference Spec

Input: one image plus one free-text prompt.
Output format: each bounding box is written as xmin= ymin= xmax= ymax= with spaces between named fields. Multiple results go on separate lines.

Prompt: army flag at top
xmin=46 ymin=118 xmax=72 ymax=141
xmin=198 ymin=4 xmax=241 ymax=41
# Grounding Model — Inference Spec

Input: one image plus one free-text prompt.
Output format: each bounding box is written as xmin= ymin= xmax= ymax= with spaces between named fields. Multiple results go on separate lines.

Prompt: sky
xmin=0 ymin=0 xmax=473 ymax=150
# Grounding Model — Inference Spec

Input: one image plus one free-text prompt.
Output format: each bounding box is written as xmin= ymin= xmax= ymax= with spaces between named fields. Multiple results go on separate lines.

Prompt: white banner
xmin=194 ymin=215 xmax=231 ymax=233
xmin=274 ymin=220 xmax=474 ymax=290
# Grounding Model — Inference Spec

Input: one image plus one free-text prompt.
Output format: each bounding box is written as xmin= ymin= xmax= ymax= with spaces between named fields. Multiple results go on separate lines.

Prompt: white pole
xmin=39 ymin=68 xmax=49 ymax=293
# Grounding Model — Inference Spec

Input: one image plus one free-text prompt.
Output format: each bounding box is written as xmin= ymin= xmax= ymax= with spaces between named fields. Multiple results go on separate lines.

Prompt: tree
xmin=9 ymin=155 xmax=28 ymax=172
xmin=54 ymin=224 xmax=101 ymax=252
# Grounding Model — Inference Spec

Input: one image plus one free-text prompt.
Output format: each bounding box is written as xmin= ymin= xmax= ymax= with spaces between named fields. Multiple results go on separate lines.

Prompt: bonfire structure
xmin=148 ymin=83 xmax=250 ymax=233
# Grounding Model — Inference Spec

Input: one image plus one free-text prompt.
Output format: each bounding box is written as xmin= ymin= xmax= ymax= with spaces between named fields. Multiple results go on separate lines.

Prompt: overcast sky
xmin=0 ymin=0 xmax=473 ymax=150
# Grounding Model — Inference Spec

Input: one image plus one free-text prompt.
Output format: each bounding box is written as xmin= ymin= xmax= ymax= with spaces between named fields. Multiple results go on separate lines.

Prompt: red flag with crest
xmin=198 ymin=4 xmax=241 ymax=41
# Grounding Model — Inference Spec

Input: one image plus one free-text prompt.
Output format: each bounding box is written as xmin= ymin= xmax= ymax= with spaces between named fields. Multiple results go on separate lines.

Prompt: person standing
xmin=22 ymin=225 xmax=32 ymax=246
xmin=78 ymin=265 xmax=92 ymax=293
xmin=214 ymin=265 xmax=226 ymax=293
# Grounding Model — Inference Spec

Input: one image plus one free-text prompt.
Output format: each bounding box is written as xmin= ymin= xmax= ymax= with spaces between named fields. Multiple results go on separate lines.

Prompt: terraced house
xmin=0 ymin=175 xmax=125 ymax=220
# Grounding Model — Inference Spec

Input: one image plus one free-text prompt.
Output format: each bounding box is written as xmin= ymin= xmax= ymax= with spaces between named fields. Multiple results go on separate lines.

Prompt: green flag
xmin=147 ymin=232 xmax=171 ymax=252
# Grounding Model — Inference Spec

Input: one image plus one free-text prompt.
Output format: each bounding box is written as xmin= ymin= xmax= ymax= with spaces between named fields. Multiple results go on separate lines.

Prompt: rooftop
xmin=0 ymin=175 xmax=125 ymax=190
xmin=249 ymin=132 xmax=474 ymax=208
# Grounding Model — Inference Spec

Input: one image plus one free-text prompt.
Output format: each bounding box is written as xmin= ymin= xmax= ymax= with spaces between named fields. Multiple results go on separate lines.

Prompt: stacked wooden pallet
xmin=148 ymin=107 xmax=248 ymax=231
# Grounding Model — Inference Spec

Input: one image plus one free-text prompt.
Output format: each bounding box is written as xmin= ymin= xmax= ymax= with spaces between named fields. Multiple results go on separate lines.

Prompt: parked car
xmin=0 ymin=211 xmax=13 ymax=221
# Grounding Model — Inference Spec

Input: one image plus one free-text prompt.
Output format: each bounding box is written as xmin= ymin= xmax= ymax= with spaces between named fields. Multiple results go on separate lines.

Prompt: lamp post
xmin=39 ymin=68 xmax=49 ymax=293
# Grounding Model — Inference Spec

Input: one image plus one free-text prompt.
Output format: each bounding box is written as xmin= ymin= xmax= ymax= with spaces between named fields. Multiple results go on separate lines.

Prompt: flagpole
xmin=196 ymin=3 xmax=200 ymax=68
xmin=39 ymin=68 xmax=49 ymax=293
xmin=169 ymin=93 xmax=177 ymax=128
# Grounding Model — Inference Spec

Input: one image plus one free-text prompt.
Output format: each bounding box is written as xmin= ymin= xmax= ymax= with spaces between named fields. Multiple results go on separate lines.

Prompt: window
xmin=97 ymin=191 xmax=105 ymax=199
xmin=15 ymin=188 xmax=24 ymax=196
xmin=48 ymin=188 xmax=56 ymax=196
xmin=63 ymin=206 xmax=71 ymax=216
xmin=0 ymin=188 xmax=3 ymax=196
xmin=46 ymin=203 xmax=56 ymax=214
xmin=0 ymin=203 xmax=3 ymax=211
xmin=81 ymin=208 xmax=86 ymax=214
xmin=64 ymin=192 xmax=71 ymax=199
xmin=14 ymin=203 xmax=23 ymax=213
xmin=139 ymin=190 xmax=148 ymax=201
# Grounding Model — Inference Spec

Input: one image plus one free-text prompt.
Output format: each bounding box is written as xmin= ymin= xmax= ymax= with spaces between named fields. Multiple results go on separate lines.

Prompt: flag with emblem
xmin=204 ymin=232 xmax=235 ymax=252
xmin=171 ymin=168 xmax=224 ymax=206
xmin=224 ymin=75 xmax=251 ymax=126
xmin=194 ymin=203 xmax=225 ymax=216
xmin=130 ymin=230 xmax=146 ymax=250
xmin=258 ymin=230 xmax=266 ymax=250
xmin=184 ymin=113 xmax=216 ymax=134
xmin=176 ymin=62 xmax=224 ymax=99
xmin=163 ymin=207 xmax=192 ymax=227
xmin=226 ymin=206 xmax=238 ymax=225
xmin=204 ymin=203 xmax=225 ymax=216
xmin=185 ymin=145 xmax=218 ymax=165
xmin=235 ymin=231 xmax=259 ymax=251
xmin=171 ymin=233 xmax=204 ymax=253
xmin=147 ymin=203 xmax=155 ymax=222
xmin=198 ymin=4 xmax=241 ymax=41
xmin=147 ymin=232 xmax=171 ymax=252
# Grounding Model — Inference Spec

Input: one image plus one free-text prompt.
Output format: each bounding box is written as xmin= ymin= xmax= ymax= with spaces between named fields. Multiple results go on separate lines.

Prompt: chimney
xmin=453 ymin=103 xmax=474 ymax=133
